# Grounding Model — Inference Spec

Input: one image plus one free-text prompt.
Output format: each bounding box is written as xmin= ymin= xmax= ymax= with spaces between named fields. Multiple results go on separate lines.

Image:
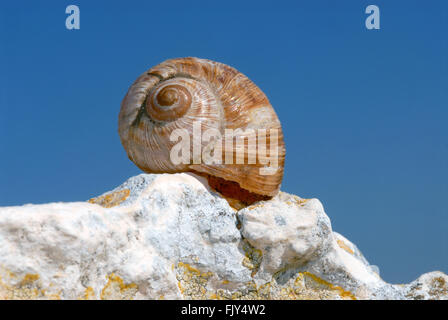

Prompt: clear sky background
xmin=0 ymin=0 xmax=447 ymax=284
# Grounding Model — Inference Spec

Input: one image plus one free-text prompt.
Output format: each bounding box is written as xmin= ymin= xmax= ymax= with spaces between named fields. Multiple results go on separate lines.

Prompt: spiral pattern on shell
xmin=119 ymin=57 xmax=285 ymax=199
xmin=146 ymin=83 xmax=192 ymax=122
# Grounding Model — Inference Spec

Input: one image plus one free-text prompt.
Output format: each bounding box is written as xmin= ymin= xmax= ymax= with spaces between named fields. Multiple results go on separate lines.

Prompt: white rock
xmin=238 ymin=195 xmax=333 ymax=275
xmin=0 ymin=173 xmax=446 ymax=300
xmin=404 ymin=271 xmax=448 ymax=300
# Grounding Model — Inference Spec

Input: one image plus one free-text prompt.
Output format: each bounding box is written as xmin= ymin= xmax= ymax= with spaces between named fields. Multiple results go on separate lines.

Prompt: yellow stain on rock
xmin=294 ymin=198 xmax=309 ymax=207
xmin=0 ymin=268 xmax=357 ymax=300
xmin=0 ymin=270 xmax=140 ymax=300
xmin=281 ymin=192 xmax=309 ymax=207
xmin=247 ymin=203 xmax=265 ymax=211
xmin=20 ymin=274 xmax=40 ymax=285
xmin=0 ymin=272 xmax=60 ymax=300
xmin=337 ymin=240 xmax=355 ymax=255
xmin=302 ymin=272 xmax=356 ymax=300
xmin=88 ymin=189 xmax=130 ymax=208
xmin=208 ymin=271 xmax=357 ymax=300
xmin=100 ymin=273 xmax=138 ymax=300
xmin=79 ymin=286 xmax=95 ymax=300
xmin=241 ymin=240 xmax=262 ymax=277
xmin=176 ymin=262 xmax=213 ymax=299
xmin=174 ymin=258 xmax=356 ymax=300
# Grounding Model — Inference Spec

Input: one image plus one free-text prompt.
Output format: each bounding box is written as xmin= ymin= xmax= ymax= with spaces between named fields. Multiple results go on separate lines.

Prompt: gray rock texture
xmin=0 ymin=173 xmax=446 ymax=300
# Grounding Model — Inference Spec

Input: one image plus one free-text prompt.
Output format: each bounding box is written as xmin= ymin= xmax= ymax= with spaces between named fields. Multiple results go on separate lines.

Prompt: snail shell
xmin=119 ymin=57 xmax=285 ymax=201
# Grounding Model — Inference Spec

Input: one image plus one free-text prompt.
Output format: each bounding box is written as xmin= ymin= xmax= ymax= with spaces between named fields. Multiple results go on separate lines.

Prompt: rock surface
xmin=0 ymin=173 xmax=446 ymax=300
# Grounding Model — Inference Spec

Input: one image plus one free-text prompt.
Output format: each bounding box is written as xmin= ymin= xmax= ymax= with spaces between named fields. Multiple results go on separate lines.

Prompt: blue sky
xmin=0 ymin=1 xmax=447 ymax=284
